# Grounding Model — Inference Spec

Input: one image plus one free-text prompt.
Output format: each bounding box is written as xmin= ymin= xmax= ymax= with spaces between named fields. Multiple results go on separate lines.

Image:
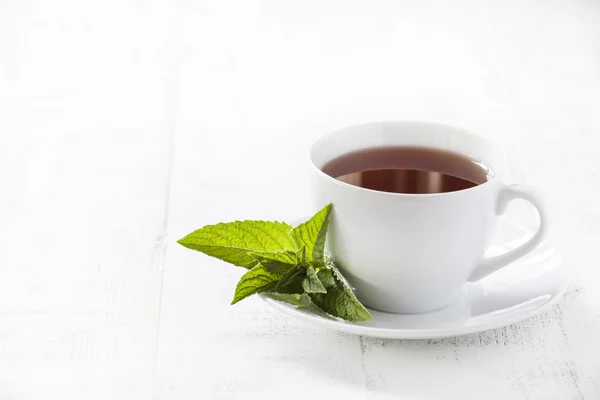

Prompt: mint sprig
xmin=177 ymin=204 xmax=372 ymax=322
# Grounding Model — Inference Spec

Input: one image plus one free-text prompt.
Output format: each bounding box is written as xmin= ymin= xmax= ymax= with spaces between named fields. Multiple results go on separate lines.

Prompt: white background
xmin=1 ymin=0 xmax=599 ymax=399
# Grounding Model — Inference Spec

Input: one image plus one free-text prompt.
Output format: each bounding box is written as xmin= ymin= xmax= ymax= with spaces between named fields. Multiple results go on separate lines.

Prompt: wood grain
xmin=0 ymin=1 xmax=178 ymax=398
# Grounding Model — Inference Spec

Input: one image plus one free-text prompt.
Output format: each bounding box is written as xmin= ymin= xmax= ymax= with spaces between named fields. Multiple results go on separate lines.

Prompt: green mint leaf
xmin=296 ymin=246 xmax=306 ymax=266
xmin=290 ymin=204 xmax=332 ymax=267
xmin=263 ymin=293 xmax=332 ymax=319
xmin=257 ymin=260 xmax=294 ymax=274
xmin=302 ymin=266 xmax=327 ymax=293
xmin=249 ymin=250 xmax=298 ymax=273
xmin=263 ymin=292 xmax=308 ymax=307
xmin=308 ymin=263 xmax=373 ymax=322
xmin=275 ymin=266 xmax=305 ymax=294
xmin=177 ymin=220 xmax=297 ymax=268
xmin=231 ymin=263 xmax=281 ymax=304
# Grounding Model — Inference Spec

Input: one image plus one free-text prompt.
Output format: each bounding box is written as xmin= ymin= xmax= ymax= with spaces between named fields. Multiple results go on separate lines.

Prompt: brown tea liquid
xmin=321 ymin=146 xmax=492 ymax=194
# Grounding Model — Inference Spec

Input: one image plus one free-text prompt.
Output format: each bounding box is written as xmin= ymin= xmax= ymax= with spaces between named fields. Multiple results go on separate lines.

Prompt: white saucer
xmin=261 ymin=217 xmax=571 ymax=339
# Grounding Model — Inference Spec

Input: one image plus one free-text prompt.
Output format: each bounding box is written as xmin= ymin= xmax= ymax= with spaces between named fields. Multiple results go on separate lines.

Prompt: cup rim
xmin=308 ymin=120 xmax=508 ymax=198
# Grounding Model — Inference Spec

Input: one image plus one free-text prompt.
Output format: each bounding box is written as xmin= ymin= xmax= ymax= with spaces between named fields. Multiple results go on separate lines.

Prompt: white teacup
xmin=309 ymin=121 xmax=547 ymax=314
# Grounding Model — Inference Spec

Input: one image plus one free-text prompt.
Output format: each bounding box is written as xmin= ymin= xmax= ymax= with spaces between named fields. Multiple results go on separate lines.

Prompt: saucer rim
xmin=260 ymin=282 xmax=569 ymax=339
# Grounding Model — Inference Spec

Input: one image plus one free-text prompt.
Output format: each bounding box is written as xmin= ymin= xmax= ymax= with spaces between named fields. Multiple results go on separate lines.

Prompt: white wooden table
xmin=1 ymin=1 xmax=599 ymax=399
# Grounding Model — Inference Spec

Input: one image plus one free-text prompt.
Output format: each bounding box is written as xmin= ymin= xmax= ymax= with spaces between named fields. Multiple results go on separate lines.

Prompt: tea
xmin=321 ymin=146 xmax=492 ymax=194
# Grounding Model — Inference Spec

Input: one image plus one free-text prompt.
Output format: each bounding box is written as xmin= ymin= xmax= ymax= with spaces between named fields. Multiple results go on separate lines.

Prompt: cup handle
xmin=468 ymin=184 xmax=548 ymax=282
